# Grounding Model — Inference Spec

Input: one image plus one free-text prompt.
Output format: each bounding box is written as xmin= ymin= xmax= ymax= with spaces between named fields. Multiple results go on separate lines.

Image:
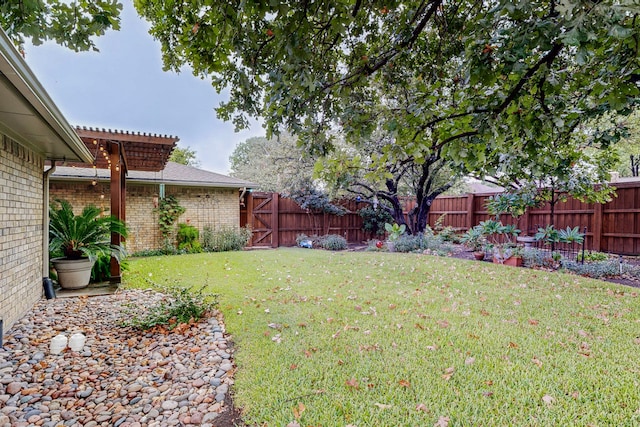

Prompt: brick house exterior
xmin=50 ymin=162 xmax=254 ymax=253
xmin=0 ymin=30 xmax=94 ymax=334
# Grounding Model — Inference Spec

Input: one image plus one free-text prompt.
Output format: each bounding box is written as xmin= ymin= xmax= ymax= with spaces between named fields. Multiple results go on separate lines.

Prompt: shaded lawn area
xmin=125 ymin=248 xmax=640 ymax=426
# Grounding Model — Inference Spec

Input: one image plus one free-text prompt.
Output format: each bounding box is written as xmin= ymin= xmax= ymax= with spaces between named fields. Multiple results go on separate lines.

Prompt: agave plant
xmin=49 ymin=199 xmax=128 ymax=261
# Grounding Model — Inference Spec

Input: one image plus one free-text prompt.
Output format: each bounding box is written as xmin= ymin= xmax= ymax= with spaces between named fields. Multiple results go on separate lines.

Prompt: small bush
xmin=576 ymin=251 xmax=610 ymax=262
xmin=562 ymin=260 xmax=622 ymax=279
xmin=177 ymin=223 xmax=202 ymax=253
xmin=131 ymin=249 xmax=167 ymax=257
xmin=393 ymin=233 xmax=454 ymax=255
xmin=120 ymin=284 xmax=218 ymax=330
xmin=317 ymin=234 xmax=348 ymax=251
xmin=202 ymin=226 xmax=252 ymax=252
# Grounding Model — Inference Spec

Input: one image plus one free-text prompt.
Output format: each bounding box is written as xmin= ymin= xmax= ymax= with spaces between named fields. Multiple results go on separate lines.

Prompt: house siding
xmin=50 ymin=181 xmax=241 ymax=253
xmin=0 ymin=135 xmax=45 ymax=330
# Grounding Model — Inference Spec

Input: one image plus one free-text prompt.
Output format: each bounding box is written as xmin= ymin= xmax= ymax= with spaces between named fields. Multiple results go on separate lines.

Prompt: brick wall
xmin=50 ymin=180 xmax=241 ymax=253
xmin=0 ymin=135 xmax=45 ymax=331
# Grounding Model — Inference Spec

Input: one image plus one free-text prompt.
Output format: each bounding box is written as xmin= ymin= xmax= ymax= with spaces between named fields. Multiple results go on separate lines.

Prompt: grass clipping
xmin=120 ymin=283 xmax=218 ymax=332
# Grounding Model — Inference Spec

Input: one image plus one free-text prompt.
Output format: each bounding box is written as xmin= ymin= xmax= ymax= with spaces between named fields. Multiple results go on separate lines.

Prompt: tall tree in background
xmin=229 ymin=133 xmax=314 ymax=192
xmin=0 ymin=0 xmax=122 ymax=51
xmin=135 ymin=0 xmax=640 ymax=189
xmin=169 ymin=146 xmax=200 ymax=167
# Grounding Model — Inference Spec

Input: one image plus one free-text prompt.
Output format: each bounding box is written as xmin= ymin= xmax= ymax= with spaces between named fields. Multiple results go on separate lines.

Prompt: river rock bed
xmin=0 ymin=290 xmax=235 ymax=427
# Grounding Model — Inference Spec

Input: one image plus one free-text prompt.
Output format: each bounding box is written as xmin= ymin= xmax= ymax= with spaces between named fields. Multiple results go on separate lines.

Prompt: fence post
xmin=466 ymin=193 xmax=475 ymax=230
xmin=272 ymin=193 xmax=279 ymax=248
xmin=246 ymin=193 xmax=254 ymax=247
xmin=592 ymin=201 xmax=603 ymax=252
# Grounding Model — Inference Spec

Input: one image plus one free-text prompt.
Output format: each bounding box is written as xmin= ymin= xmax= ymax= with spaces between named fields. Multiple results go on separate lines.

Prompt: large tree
xmin=1 ymin=0 xmax=122 ymax=51
xmin=135 ymin=0 xmax=640 ymax=202
xmin=169 ymin=145 xmax=200 ymax=167
xmin=229 ymin=133 xmax=315 ymax=192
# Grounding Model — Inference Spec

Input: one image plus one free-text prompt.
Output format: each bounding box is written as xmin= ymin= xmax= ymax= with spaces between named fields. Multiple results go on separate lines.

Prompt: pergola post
xmin=109 ymin=142 xmax=123 ymax=283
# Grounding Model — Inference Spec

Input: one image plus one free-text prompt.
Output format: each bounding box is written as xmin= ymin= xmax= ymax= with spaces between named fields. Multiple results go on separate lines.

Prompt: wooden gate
xmin=246 ymin=192 xmax=279 ymax=247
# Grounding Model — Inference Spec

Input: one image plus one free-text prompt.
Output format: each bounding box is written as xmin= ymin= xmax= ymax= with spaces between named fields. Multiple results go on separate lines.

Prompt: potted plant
xmin=479 ymin=220 xmax=522 ymax=266
xmin=49 ymin=199 xmax=127 ymax=289
xmin=460 ymin=226 xmax=486 ymax=260
xmin=384 ymin=222 xmax=406 ymax=252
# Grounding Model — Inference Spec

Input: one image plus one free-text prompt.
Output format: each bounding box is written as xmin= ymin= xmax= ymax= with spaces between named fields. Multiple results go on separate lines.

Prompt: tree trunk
xmin=413 ymin=196 xmax=436 ymax=233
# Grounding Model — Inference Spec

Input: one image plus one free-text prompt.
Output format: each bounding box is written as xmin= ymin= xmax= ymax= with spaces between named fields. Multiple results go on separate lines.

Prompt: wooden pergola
xmin=72 ymin=127 xmax=179 ymax=282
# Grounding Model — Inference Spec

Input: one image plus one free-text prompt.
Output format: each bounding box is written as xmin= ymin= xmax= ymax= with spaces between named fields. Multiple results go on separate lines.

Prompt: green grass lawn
xmin=125 ymin=248 xmax=640 ymax=426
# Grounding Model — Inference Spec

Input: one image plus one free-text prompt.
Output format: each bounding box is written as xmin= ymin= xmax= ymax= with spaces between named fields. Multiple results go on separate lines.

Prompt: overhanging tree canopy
xmin=135 ymin=0 xmax=640 ymax=167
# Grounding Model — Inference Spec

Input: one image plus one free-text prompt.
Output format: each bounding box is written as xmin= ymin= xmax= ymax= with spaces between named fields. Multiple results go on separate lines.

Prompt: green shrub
xmin=577 ymin=251 xmax=610 ymax=262
xmin=562 ymin=260 xmax=622 ymax=278
xmin=202 ymin=226 xmax=252 ymax=252
xmin=131 ymin=249 xmax=168 ymax=257
xmin=317 ymin=234 xmax=348 ymax=250
xmin=359 ymin=205 xmax=393 ymax=236
xmin=120 ymin=284 xmax=218 ymax=330
xmin=393 ymin=233 xmax=454 ymax=255
xmin=177 ymin=223 xmax=201 ymax=253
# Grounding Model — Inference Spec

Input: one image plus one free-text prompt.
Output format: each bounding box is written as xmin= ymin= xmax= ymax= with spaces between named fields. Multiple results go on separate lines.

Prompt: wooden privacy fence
xmin=242 ymin=183 xmax=640 ymax=255
xmin=241 ymin=192 xmax=370 ymax=247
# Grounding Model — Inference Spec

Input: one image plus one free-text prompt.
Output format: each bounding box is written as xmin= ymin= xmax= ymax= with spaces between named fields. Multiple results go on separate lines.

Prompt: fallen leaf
xmin=297 ymin=322 xmax=307 ymax=328
xmin=508 ymin=342 xmax=519 ymax=349
xmin=389 ymin=304 xmax=397 ymax=309
xmin=354 ymin=305 xmax=362 ymax=311
xmin=304 ymin=350 xmax=312 ymax=358
xmin=571 ymin=391 xmax=580 ymax=399
xmin=542 ymin=395 xmax=554 ymax=405
xmin=268 ymin=323 xmax=282 ymax=330
xmin=532 ymin=357 xmax=543 ymax=368
xmin=345 ymin=377 xmax=359 ymax=389
xmin=480 ymin=309 xmax=490 ymax=316
xmin=367 ymin=383 xmax=375 ymax=389
xmin=286 ymin=422 xmax=300 ymax=427
xmin=416 ymin=403 xmax=429 ymax=412
xmin=442 ymin=367 xmax=455 ymax=380
xmin=337 ymin=359 xmax=344 ymax=365
xmin=438 ymin=320 xmax=450 ymax=328
xmin=485 ymin=380 xmax=493 ymax=386
xmin=292 ymin=402 xmax=305 ymax=420
xmin=528 ymin=319 xmax=539 ymax=325
xmin=374 ymin=402 xmax=392 ymax=409
xmin=271 ymin=334 xmax=282 ymax=344
xmin=434 ymin=416 xmax=450 ymax=427
xmin=578 ymin=329 xmax=589 ymax=337
xmin=465 ymin=357 xmax=475 ymax=365
xmin=289 ymin=364 xmax=298 ymax=370
xmin=482 ymin=391 xmax=494 ymax=397
xmin=398 ymin=379 xmax=411 ymax=388
xmin=414 ymin=323 xmax=425 ymax=330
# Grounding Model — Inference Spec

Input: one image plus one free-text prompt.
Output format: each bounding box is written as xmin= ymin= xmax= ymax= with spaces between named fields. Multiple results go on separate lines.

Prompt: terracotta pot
xmin=51 ymin=257 xmax=95 ymax=289
xmin=492 ymin=256 xmax=523 ymax=267
xmin=473 ymin=251 xmax=485 ymax=260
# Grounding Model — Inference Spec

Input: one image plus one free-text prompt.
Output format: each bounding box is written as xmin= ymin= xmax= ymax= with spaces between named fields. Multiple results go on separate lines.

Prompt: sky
xmin=23 ymin=2 xmax=263 ymax=174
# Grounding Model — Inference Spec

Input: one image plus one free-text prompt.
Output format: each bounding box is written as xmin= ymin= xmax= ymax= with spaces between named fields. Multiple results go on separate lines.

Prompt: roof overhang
xmin=0 ymin=29 xmax=93 ymax=163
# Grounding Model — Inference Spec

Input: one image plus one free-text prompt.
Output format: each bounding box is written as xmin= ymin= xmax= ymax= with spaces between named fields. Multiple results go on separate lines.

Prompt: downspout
xmin=42 ymin=161 xmax=56 ymax=298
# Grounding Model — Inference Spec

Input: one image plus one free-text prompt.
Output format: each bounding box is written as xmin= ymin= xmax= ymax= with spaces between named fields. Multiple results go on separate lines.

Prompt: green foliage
xmin=229 ymin=133 xmax=315 ymax=193
xmin=486 ymin=193 xmax=540 ymax=219
xmin=562 ymin=260 xmax=622 ymax=279
xmin=120 ymin=284 xmax=217 ymax=331
xmin=384 ymin=222 xmax=406 ymax=241
xmin=1 ymin=0 xmax=122 ymax=52
xmin=286 ymin=180 xmax=346 ymax=216
xmin=358 ymin=205 xmax=393 ymax=237
xmin=393 ymin=233 xmax=454 ymax=255
xmin=201 ymin=226 xmax=252 ymax=252
xmin=90 ymin=252 xmax=129 ymax=283
xmin=478 ymin=220 xmax=520 ymax=245
xmin=577 ymin=251 xmax=610 ymax=263
xmin=558 ymin=226 xmax=585 ymax=245
xmin=136 ymin=0 xmax=640 ymax=213
xmin=177 ymin=223 xmax=201 ymax=253
xmin=155 ymin=195 xmax=185 ymax=240
xmin=460 ymin=227 xmax=486 ymax=252
xmin=169 ymin=146 xmax=200 ymax=167
xmin=49 ymin=199 xmax=128 ymax=262
xmin=316 ymin=234 xmax=348 ymax=251
xmin=535 ymin=225 xmax=561 ymax=246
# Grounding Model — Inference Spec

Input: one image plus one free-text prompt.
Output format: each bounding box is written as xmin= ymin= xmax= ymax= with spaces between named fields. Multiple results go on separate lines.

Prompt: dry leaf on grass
xmin=292 ymin=403 xmax=305 ymax=420
xmin=416 ymin=403 xmax=429 ymax=412
xmin=434 ymin=416 xmax=450 ymax=427
xmin=542 ymin=395 xmax=555 ymax=405
xmin=374 ymin=403 xmax=393 ymax=409
xmin=345 ymin=377 xmax=359 ymax=389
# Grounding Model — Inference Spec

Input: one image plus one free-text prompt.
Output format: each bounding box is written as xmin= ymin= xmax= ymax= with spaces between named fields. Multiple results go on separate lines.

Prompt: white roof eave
xmin=0 ymin=29 xmax=93 ymax=163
